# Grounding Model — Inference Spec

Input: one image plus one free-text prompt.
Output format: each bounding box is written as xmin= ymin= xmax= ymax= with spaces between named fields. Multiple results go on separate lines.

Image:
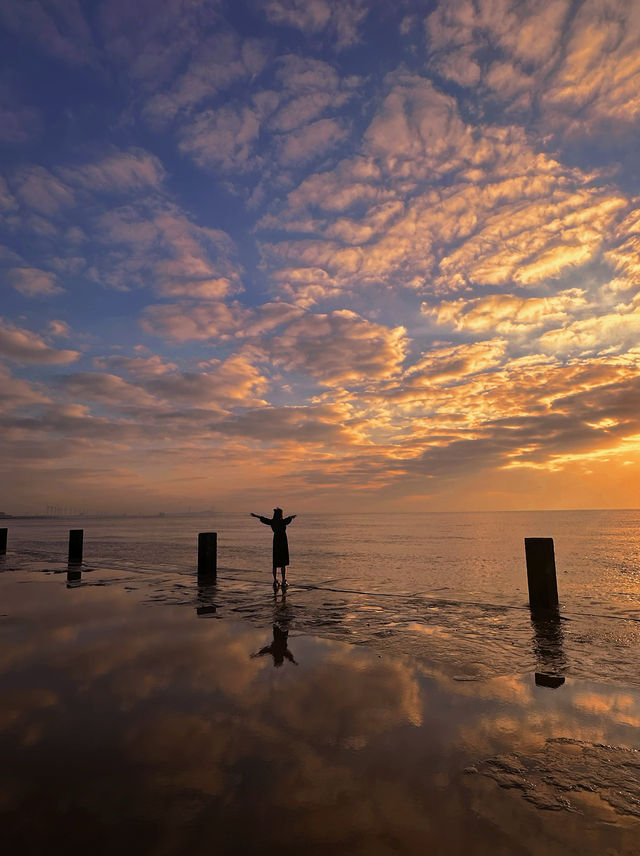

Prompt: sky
xmin=1 ymin=0 xmax=640 ymax=514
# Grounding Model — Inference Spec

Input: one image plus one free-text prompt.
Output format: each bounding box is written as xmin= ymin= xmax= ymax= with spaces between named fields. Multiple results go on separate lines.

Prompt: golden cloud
xmin=427 ymin=289 xmax=588 ymax=334
xmin=266 ymin=310 xmax=408 ymax=384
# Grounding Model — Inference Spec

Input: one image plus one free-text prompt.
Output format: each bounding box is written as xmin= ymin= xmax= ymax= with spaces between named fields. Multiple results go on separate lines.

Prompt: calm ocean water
xmin=4 ymin=511 xmax=640 ymax=851
xmin=5 ymin=509 xmax=640 ymax=618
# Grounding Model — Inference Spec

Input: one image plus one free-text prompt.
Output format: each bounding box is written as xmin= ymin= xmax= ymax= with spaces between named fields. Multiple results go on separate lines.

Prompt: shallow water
xmin=3 ymin=512 xmax=640 ymax=852
xmin=5 ymin=511 xmax=640 ymax=687
xmin=1 ymin=565 xmax=640 ymax=854
xmin=5 ymin=509 xmax=640 ymax=614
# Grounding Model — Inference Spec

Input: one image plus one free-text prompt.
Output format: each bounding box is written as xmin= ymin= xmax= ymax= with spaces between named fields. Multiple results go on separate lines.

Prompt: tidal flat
xmin=1 ymin=560 xmax=640 ymax=855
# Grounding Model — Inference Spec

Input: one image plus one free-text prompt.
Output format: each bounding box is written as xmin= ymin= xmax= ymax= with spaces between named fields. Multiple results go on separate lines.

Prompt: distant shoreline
xmin=4 ymin=507 xmax=640 ymax=520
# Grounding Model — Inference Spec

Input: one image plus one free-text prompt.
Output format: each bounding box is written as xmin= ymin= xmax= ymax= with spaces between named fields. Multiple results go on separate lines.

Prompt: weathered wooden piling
xmin=68 ymin=529 xmax=83 ymax=565
xmin=525 ymin=537 xmax=558 ymax=610
xmin=198 ymin=532 xmax=217 ymax=579
xmin=0 ymin=527 xmax=6 ymax=555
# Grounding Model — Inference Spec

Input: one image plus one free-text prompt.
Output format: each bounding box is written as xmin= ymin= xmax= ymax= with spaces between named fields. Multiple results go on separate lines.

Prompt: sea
xmin=5 ymin=508 xmax=640 ymax=616
xmin=3 ymin=509 xmax=640 ymax=852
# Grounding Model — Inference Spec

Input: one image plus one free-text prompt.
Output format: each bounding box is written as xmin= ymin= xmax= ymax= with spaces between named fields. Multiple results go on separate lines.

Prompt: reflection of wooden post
xmin=525 ymin=537 xmax=558 ymax=610
xmin=197 ymin=604 xmax=217 ymax=616
xmin=0 ymin=528 xmax=6 ymax=555
xmin=535 ymin=673 xmax=565 ymax=688
xmin=67 ymin=567 xmax=82 ymax=585
xmin=68 ymin=529 xmax=83 ymax=565
xmin=198 ymin=532 xmax=217 ymax=579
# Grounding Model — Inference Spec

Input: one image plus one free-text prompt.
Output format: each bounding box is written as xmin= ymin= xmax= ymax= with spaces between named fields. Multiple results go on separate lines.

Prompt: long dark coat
xmin=259 ymin=515 xmax=294 ymax=568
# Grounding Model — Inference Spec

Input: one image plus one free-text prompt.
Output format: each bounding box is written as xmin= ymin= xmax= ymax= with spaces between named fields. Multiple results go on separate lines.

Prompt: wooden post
xmin=68 ymin=529 xmax=83 ymax=565
xmin=0 ymin=528 xmax=6 ymax=555
xmin=525 ymin=537 xmax=558 ymax=610
xmin=198 ymin=532 xmax=217 ymax=579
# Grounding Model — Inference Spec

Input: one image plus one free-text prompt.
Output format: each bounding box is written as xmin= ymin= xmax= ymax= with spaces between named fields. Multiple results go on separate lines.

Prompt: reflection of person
xmin=251 ymin=624 xmax=297 ymax=667
xmin=250 ymin=508 xmax=296 ymax=587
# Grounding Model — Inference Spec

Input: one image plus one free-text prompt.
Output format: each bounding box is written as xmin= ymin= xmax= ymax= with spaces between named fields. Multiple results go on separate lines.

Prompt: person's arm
xmin=250 ymin=646 xmax=272 ymax=659
xmin=284 ymin=514 xmax=296 ymax=524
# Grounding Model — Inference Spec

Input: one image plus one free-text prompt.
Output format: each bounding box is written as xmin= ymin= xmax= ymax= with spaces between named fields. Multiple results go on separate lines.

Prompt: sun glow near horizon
xmin=2 ymin=0 xmax=640 ymax=515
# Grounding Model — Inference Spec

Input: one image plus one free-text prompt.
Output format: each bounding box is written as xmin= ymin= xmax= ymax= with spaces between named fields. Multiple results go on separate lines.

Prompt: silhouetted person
xmin=251 ymin=624 xmax=297 ymax=667
xmin=250 ymin=507 xmax=296 ymax=587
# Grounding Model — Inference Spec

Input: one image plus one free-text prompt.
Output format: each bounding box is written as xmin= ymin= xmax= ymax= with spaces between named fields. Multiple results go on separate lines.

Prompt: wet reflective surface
xmin=2 ymin=566 xmax=640 ymax=854
xmin=6 ymin=509 xmax=640 ymax=614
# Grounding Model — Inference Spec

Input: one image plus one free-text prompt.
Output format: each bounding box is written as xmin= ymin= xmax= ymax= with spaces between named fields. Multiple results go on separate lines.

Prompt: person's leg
xmin=281 ymin=566 xmax=287 ymax=585
xmin=273 ymin=566 xmax=278 ymax=585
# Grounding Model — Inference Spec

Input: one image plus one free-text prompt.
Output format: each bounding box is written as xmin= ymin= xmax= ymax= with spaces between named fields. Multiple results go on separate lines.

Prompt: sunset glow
xmin=2 ymin=0 xmax=640 ymax=513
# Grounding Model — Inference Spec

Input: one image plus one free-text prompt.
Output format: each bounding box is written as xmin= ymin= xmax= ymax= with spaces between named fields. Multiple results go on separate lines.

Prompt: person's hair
xmin=273 ymin=507 xmax=283 ymax=518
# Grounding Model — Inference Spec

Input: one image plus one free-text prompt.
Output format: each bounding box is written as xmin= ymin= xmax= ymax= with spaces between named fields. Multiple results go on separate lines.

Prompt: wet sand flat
xmin=1 ymin=565 xmax=640 ymax=854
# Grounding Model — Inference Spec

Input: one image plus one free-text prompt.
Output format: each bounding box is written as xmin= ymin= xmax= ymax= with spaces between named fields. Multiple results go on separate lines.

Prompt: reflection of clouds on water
xmin=571 ymin=692 xmax=640 ymax=728
xmin=124 ymin=711 xmax=232 ymax=796
xmin=88 ymin=618 xmax=266 ymax=704
xmin=0 ymin=689 xmax=59 ymax=739
xmin=3 ymin=569 xmax=640 ymax=851
xmin=119 ymin=636 xmax=429 ymax=846
xmin=261 ymin=640 xmax=424 ymax=741
xmin=41 ymin=555 xmax=640 ymax=689
xmin=430 ymin=673 xmax=534 ymax=706
xmin=460 ymin=711 xmax=597 ymax=758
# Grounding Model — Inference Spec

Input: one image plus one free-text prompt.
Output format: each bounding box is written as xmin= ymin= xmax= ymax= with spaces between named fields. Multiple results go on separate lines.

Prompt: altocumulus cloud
xmin=266 ymin=310 xmax=408 ymax=385
xmin=3 ymin=0 xmax=640 ymax=511
xmin=0 ymin=319 xmax=80 ymax=364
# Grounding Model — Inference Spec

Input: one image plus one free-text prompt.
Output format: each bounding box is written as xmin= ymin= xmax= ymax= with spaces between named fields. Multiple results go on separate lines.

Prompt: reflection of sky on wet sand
xmin=2 ymin=571 xmax=640 ymax=854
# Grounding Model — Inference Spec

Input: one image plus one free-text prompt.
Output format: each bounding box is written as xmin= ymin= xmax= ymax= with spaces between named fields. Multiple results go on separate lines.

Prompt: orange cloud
xmin=59 ymin=372 xmax=160 ymax=408
xmin=262 ymin=0 xmax=369 ymax=48
xmin=8 ymin=266 xmax=63 ymax=297
xmin=0 ymin=364 xmax=50 ymax=410
xmin=279 ymin=117 xmax=348 ymax=163
xmin=266 ymin=310 xmax=407 ymax=384
xmin=427 ymin=0 xmax=640 ymax=138
xmin=143 ymin=31 xmax=269 ymax=126
xmin=0 ymin=319 xmax=80 ymax=364
xmin=147 ymin=352 xmax=269 ymax=408
xmin=539 ymin=305 xmax=640 ymax=356
xmin=215 ymin=402 xmax=364 ymax=446
xmin=93 ymin=354 xmax=179 ymax=377
xmin=141 ymin=300 xmax=303 ymax=342
xmin=60 ymin=148 xmax=165 ymax=192
xmin=543 ymin=0 xmax=640 ymax=133
xmin=260 ymin=70 xmax=629 ymax=306
xmin=13 ymin=165 xmax=74 ymax=215
xmin=96 ymin=203 xmax=243 ymax=298
xmin=405 ymin=340 xmax=507 ymax=385
xmin=427 ymin=290 xmax=588 ymax=334
xmin=178 ymin=103 xmax=263 ymax=172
